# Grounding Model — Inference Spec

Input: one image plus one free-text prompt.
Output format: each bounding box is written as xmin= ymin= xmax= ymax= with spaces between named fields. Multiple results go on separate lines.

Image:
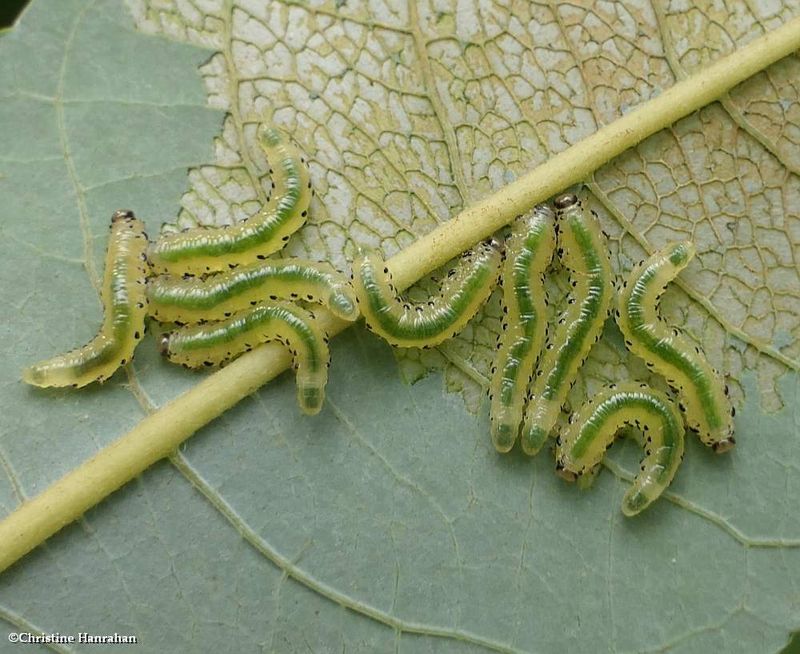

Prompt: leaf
xmin=1 ymin=1 xmax=798 ymax=652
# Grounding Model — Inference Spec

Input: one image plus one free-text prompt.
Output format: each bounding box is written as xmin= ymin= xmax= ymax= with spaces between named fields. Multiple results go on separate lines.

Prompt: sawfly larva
xmin=555 ymin=382 xmax=685 ymax=516
xmin=521 ymin=193 xmax=613 ymax=455
xmin=148 ymin=126 xmax=311 ymax=276
xmin=147 ymin=260 xmax=358 ymax=324
xmin=23 ymin=210 xmax=149 ymax=388
xmin=490 ymin=205 xmax=556 ymax=452
xmin=615 ymin=241 xmax=735 ymax=452
xmin=159 ymin=301 xmax=329 ymax=415
xmin=352 ymin=239 xmax=503 ymax=348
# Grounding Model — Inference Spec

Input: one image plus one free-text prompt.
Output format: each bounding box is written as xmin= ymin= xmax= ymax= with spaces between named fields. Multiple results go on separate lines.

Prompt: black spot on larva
xmin=282 ymin=236 xmax=290 ymax=242
xmin=257 ymin=254 xmax=267 ymax=260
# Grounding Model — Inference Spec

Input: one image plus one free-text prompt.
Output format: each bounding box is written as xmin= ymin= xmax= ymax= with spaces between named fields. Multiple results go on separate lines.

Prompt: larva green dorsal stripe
xmin=352 ymin=239 xmax=503 ymax=348
xmin=490 ymin=205 xmax=555 ymax=452
xmin=521 ymin=193 xmax=613 ymax=455
xmin=148 ymin=126 xmax=311 ymax=275
xmin=147 ymin=260 xmax=358 ymax=324
xmin=615 ymin=241 xmax=735 ymax=452
xmin=159 ymin=301 xmax=329 ymax=415
xmin=23 ymin=211 xmax=149 ymax=388
xmin=555 ymin=382 xmax=685 ymax=517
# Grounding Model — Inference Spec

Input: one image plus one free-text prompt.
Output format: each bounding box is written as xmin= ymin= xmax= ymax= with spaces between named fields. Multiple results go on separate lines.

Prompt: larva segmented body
xmin=521 ymin=193 xmax=613 ymax=455
xmin=23 ymin=211 xmax=149 ymax=388
xmin=147 ymin=260 xmax=358 ymax=324
xmin=490 ymin=205 xmax=556 ymax=452
xmin=555 ymin=382 xmax=685 ymax=516
xmin=159 ymin=301 xmax=330 ymax=415
xmin=615 ymin=241 xmax=735 ymax=452
xmin=352 ymin=239 xmax=503 ymax=348
xmin=148 ymin=126 xmax=311 ymax=275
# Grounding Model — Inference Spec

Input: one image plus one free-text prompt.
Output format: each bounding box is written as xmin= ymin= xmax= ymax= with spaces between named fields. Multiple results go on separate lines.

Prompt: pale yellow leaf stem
xmin=2 ymin=17 xmax=799 ymax=574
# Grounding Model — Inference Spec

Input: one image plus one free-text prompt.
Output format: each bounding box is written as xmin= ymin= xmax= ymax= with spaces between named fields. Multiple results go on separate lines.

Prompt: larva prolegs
xmin=353 ymin=239 xmax=503 ymax=348
xmin=521 ymin=194 xmax=613 ymax=455
xmin=490 ymin=205 xmax=555 ymax=452
xmin=23 ymin=210 xmax=149 ymax=388
xmin=148 ymin=259 xmax=358 ymax=324
xmin=148 ymin=125 xmax=311 ymax=276
xmin=616 ymin=241 xmax=735 ymax=452
xmin=555 ymin=383 xmax=685 ymax=516
xmin=159 ymin=301 xmax=329 ymax=415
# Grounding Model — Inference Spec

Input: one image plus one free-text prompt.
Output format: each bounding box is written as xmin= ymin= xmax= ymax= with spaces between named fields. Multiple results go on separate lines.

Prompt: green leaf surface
xmin=1 ymin=1 xmax=799 ymax=652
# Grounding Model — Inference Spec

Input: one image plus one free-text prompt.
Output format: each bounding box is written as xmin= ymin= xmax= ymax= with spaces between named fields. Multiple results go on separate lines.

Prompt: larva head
xmin=111 ymin=209 xmax=136 ymax=223
xmin=158 ymin=334 xmax=171 ymax=357
xmin=554 ymin=457 xmax=579 ymax=483
xmin=554 ymin=193 xmax=579 ymax=210
xmin=483 ymin=236 xmax=504 ymax=254
xmin=711 ymin=432 xmax=736 ymax=453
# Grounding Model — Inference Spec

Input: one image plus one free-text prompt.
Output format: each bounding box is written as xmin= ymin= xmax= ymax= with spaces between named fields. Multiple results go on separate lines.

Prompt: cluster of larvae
xmin=351 ymin=194 xmax=735 ymax=516
xmin=22 ymin=126 xmax=359 ymax=415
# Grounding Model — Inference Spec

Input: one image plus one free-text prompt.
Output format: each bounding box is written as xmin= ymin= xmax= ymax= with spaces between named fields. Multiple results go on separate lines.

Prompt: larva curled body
xmin=159 ymin=301 xmax=330 ymax=415
xmin=352 ymin=239 xmax=503 ymax=348
xmin=147 ymin=260 xmax=358 ymax=324
xmin=490 ymin=205 xmax=555 ymax=452
xmin=615 ymin=241 xmax=735 ymax=452
xmin=22 ymin=211 xmax=149 ymax=388
xmin=521 ymin=193 xmax=613 ymax=455
xmin=147 ymin=126 xmax=311 ymax=276
xmin=555 ymin=382 xmax=685 ymax=516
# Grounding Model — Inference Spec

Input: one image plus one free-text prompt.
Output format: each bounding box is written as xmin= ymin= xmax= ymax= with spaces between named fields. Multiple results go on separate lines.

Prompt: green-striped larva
xmin=148 ymin=126 xmax=311 ymax=276
xmin=147 ymin=260 xmax=358 ymax=324
xmin=490 ymin=205 xmax=556 ymax=452
xmin=159 ymin=301 xmax=329 ymax=415
xmin=352 ymin=239 xmax=503 ymax=348
xmin=23 ymin=211 xmax=149 ymax=388
xmin=615 ymin=241 xmax=735 ymax=452
xmin=555 ymin=382 xmax=685 ymax=517
xmin=521 ymin=193 xmax=613 ymax=455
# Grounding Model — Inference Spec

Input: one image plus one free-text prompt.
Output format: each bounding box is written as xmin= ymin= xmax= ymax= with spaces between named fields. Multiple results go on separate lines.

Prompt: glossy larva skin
xmin=490 ymin=205 xmax=556 ymax=452
xmin=352 ymin=240 xmax=503 ymax=348
xmin=148 ymin=126 xmax=311 ymax=276
xmin=555 ymin=383 xmax=685 ymax=516
xmin=160 ymin=301 xmax=329 ymax=415
xmin=521 ymin=194 xmax=613 ymax=455
xmin=23 ymin=211 xmax=149 ymax=388
xmin=147 ymin=260 xmax=358 ymax=324
xmin=616 ymin=241 xmax=735 ymax=452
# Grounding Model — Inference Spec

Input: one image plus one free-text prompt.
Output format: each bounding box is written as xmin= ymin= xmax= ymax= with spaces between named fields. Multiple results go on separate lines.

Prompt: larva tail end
xmin=329 ymin=292 xmax=360 ymax=321
xmin=298 ymin=385 xmax=325 ymax=415
xmin=521 ymin=426 xmax=549 ymax=456
xmin=21 ymin=364 xmax=48 ymax=388
xmin=491 ymin=423 xmax=517 ymax=453
xmin=668 ymin=240 xmax=696 ymax=267
xmin=257 ymin=124 xmax=285 ymax=149
xmin=622 ymin=489 xmax=652 ymax=517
